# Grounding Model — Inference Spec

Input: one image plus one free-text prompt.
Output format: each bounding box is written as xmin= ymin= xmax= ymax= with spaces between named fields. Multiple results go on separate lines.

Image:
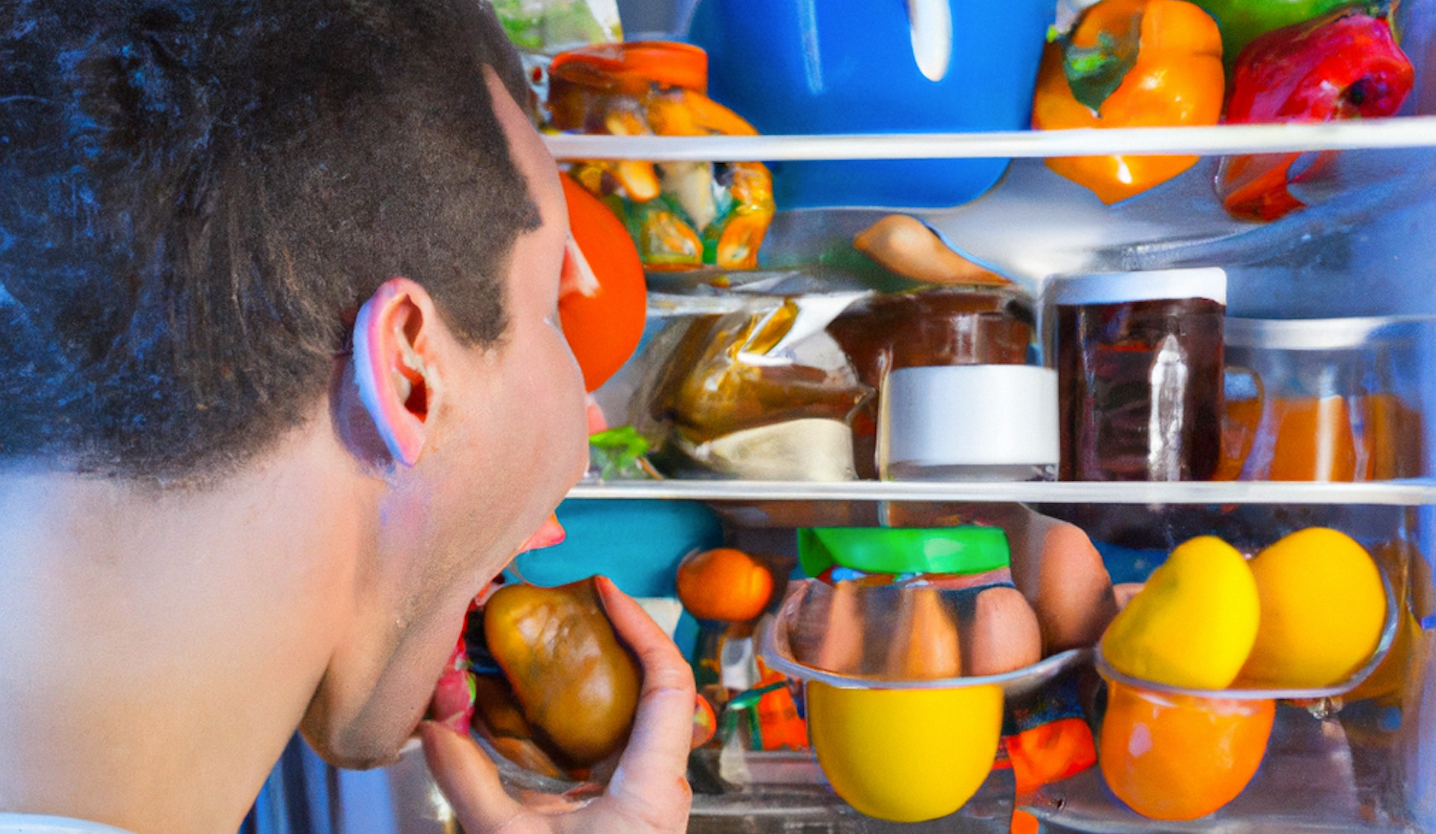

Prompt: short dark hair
xmin=0 ymin=0 xmax=541 ymax=481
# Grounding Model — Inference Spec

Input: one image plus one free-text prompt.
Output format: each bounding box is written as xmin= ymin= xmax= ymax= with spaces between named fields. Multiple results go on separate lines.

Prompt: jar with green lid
xmin=547 ymin=41 xmax=775 ymax=271
xmin=791 ymin=527 xmax=1042 ymax=679
xmin=776 ymin=526 xmax=1047 ymax=824
xmin=797 ymin=526 xmax=1012 ymax=582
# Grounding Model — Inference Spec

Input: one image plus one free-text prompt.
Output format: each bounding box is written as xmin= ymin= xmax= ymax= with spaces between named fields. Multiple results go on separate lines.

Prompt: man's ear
xmin=352 ymin=277 xmax=441 ymax=468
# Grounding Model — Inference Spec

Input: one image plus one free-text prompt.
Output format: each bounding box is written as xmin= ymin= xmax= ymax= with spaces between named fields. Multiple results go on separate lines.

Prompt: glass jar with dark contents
xmin=1053 ymin=269 xmax=1226 ymax=482
xmin=827 ymin=286 xmax=1036 ymax=479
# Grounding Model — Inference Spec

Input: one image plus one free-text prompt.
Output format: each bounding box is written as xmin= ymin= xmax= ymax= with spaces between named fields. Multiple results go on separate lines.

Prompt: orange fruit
xmin=1100 ymin=679 xmax=1274 ymax=821
xmin=558 ymin=172 xmax=648 ymax=392
xmin=675 ymin=547 xmax=774 ymax=622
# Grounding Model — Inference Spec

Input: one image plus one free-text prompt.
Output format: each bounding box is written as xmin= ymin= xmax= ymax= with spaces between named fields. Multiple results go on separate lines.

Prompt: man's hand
xmin=419 ymin=576 xmax=695 ymax=834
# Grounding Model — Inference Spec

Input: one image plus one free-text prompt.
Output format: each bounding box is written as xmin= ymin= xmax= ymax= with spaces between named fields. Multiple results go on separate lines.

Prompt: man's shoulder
xmin=0 ymin=815 xmax=137 ymax=834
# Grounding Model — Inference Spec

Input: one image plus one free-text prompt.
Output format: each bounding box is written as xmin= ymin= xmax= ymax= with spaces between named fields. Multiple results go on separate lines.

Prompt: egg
xmin=1029 ymin=519 xmax=1119 ymax=653
xmin=792 ymin=579 xmax=867 ymax=675
xmin=964 ymin=586 xmax=1043 ymax=677
xmin=886 ymin=586 xmax=962 ymax=679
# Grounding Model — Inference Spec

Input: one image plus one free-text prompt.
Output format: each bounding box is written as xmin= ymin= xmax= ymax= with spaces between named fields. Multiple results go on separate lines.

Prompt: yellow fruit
xmin=807 ymin=682 xmax=1002 ymax=822
xmin=1236 ymin=527 xmax=1386 ymax=688
xmin=1101 ymin=536 xmax=1260 ymax=690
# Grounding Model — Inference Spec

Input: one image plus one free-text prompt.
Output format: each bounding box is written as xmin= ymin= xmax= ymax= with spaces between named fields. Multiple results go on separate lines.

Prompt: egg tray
xmin=757 ymin=578 xmax=1088 ymax=697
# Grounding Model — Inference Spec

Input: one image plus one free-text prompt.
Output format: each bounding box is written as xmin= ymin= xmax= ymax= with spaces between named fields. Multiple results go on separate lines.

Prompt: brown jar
xmin=827 ymin=286 xmax=1036 ymax=479
xmin=1054 ymin=269 xmax=1226 ymax=482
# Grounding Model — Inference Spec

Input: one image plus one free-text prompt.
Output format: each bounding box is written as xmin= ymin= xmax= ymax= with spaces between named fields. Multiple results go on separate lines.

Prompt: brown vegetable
xmin=854 ymin=215 xmax=1009 ymax=287
xmin=483 ymin=578 xmax=641 ymax=767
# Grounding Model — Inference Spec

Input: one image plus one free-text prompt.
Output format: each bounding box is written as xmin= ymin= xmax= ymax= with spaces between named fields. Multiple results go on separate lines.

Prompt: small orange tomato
xmin=676 ymin=547 xmax=774 ymax=623
xmin=559 ymin=173 xmax=648 ymax=392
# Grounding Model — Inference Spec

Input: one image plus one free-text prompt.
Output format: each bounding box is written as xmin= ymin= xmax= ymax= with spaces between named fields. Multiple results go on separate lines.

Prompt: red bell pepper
xmin=1217 ymin=9 xmax=1414 ymax=221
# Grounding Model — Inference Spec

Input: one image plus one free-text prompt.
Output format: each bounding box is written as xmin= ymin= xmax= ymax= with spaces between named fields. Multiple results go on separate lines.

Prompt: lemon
xmin=807 ymin=682 xmax=1002 ymax=822
xmin=1237 ymin=527 xmax=1386 ymax=688
xmin=1101 ymin=536 xmax=1260 ymax=690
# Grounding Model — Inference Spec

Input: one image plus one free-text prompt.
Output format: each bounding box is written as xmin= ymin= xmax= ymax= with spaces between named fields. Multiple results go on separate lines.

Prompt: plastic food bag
xmin=493 ymin=0 xmax=622 ymax=54
xmin=639 ymin=294 xmax=869 ymax=480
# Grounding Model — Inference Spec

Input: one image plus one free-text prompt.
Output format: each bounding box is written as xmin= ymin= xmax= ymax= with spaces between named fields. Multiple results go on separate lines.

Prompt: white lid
xmin=1051 ymin=267 xmax=1227 ymax=306
xmin=1225 ymin=315 xmax=1415 ymax=350
xmin=879 ymin=365 xmax=1058 ymax=468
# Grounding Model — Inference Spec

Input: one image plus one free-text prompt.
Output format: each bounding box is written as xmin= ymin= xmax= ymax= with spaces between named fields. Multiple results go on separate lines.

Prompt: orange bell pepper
xmin=1032 ymin=0 xmax=1225 ymax=203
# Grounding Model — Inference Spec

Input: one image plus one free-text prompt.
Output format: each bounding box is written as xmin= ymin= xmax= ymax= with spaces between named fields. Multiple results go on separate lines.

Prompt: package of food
xmin=493 ymin=0 xmax=622 ymax=54
xmin=638 ymin=294 xmax=869 ymax=480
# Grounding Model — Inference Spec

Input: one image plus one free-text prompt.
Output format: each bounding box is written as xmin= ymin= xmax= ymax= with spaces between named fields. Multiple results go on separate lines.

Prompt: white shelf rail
xmin=567 ymin=479 xmax=1436 ymax=506
xmin=543 ymin=116 xmax=1436 ymax=161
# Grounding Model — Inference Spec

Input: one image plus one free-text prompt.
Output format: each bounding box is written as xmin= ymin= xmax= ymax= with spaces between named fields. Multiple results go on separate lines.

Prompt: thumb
xmin=418 ymin=720 xmax=530 ymax=834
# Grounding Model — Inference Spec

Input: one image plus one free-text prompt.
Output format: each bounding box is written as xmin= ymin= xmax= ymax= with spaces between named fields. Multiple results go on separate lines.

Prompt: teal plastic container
xmin=509 ymin=499 xmax=724 ymax=597
xmin=686 ymin=0 xmax=1055 ymax=209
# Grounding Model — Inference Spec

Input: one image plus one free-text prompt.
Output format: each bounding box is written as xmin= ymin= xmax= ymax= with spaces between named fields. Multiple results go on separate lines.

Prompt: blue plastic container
xmin=686 ymin=0 xmax=1054 ymax=209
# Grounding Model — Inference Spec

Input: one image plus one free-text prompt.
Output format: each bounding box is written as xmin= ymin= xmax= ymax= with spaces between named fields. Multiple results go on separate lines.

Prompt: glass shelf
xmin=566 ymin=478 xmax=1436 ymax=506
xmin=545 ymin=120 xmax=1436 ymax=315
xmin=542 ymin=116 xmax=1436 ymax=162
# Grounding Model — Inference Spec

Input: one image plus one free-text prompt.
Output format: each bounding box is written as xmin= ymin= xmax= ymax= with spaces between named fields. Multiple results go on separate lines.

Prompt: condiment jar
xmin=782 ymin=526 xmax=1043 ymax=821
xmin=1220 ymin=316 xmax=1429 ymax=481
xmin=1053 ymin=268 xmax=1226 ymax=482
xmin=827 ymin=286 xmax=1038 ymax=479
xmin=547 ymin=41 xmax=774 ymax=271
xmin=793 ymin=526 xmax=1043 ymax=680
xmin=879 ymin=365 xmax=1058 ymax=481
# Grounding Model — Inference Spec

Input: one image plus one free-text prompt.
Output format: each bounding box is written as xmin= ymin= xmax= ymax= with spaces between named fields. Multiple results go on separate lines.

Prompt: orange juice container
xmin=1222 ymin=316 xmax=1428 ymax=481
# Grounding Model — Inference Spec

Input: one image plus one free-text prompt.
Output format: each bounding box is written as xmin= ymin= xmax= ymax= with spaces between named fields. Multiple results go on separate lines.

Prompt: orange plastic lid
xmin=550 ymin=41 xmax=708 ymax=94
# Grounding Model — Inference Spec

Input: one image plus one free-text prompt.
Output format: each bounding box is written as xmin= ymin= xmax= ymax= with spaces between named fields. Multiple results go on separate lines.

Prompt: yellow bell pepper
xmin=1032 ymin=0 xmax=1224 ymax=204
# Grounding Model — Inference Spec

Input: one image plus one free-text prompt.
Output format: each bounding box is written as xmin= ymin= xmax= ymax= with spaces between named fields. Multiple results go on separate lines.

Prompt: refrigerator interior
xmin=245 ymin=0 xmax=1436 ymax=830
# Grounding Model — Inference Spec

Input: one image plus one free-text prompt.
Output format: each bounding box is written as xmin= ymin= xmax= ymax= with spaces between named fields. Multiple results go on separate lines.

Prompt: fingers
xmin=419 ymin=720 xmax=534 ymax=834
xmin=593 ymin=576 xmax=695 ymax=828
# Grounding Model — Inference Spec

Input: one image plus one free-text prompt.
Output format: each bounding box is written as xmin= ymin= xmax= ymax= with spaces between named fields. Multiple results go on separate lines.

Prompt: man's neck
xmin=0 ymin=425 xmax=369 ymax=834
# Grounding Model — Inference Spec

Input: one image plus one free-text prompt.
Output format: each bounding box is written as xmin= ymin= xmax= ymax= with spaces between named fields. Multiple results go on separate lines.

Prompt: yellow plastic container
xmin=806 ymin=681 xmax=1003 ymax=823
xmin=762 ymin=579 xmax=1088 ymax=823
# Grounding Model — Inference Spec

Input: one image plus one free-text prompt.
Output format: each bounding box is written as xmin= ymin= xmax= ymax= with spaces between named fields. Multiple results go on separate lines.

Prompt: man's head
xmin=0 ymin=0 xmax=545 ymax=480
xmin=0 ymin=0 xmax=589 ymax=773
